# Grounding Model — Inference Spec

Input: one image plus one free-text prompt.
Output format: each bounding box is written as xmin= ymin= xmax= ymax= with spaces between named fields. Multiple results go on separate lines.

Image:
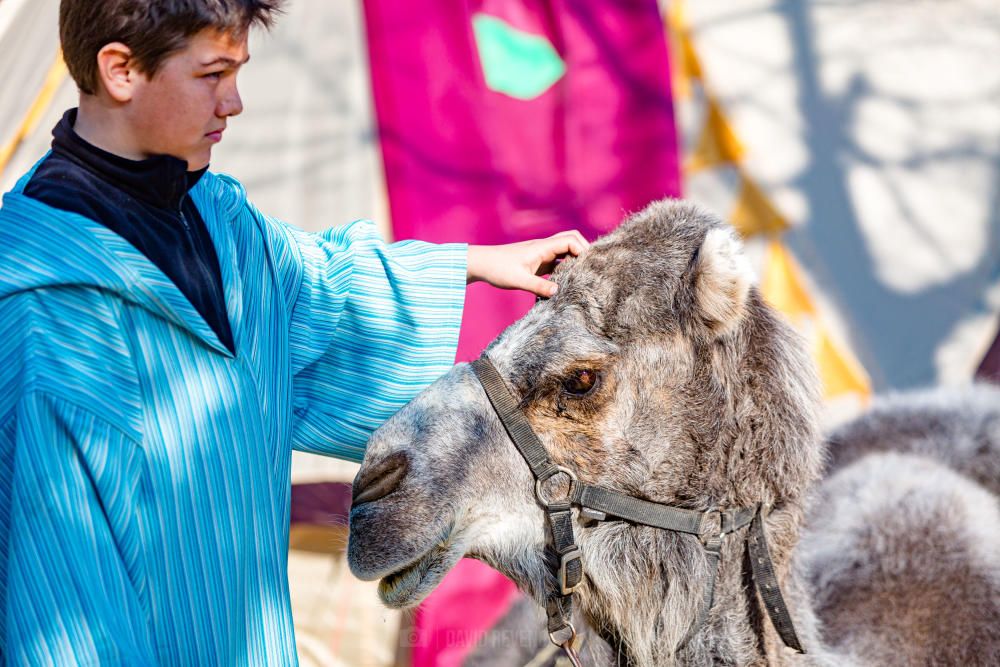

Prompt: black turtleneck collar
xmin=51 ymin=108 xmax=207 ymax=210
xmin=23 ymin=107 xmax=235 ymax=355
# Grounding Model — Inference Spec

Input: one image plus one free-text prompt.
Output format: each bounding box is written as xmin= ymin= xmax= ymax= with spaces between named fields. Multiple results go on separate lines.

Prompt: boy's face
xmin=125 ymin=29 xmax=249 ymax=170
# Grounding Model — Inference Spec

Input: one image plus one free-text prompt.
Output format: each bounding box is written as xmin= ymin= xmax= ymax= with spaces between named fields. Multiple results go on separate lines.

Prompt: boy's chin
xmin=187 ymin=150 xmax=212 ymax=172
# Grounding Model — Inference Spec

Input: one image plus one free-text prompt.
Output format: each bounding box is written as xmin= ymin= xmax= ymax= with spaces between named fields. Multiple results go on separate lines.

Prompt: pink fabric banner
xmin=365 ymin=0 xmax=681 ymax=361
xmin=363 ymin=1 xmax=680 ymax=664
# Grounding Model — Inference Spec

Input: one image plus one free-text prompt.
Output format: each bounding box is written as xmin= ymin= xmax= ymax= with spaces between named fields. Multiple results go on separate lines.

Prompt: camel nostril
xmin=352 ymin=451 xmax=410 ymax=507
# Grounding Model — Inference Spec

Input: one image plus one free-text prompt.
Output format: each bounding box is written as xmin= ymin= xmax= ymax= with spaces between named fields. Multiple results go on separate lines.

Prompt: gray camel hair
xmin=347 ymin=199 xmax=1000 ymax=666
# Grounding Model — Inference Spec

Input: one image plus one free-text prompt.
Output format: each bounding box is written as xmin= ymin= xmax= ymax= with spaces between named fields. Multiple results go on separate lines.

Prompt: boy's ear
xmin=95 ymin=42 xmax=137 ymax=102
xmin=692 ymin=227 xmax=753 ymax=336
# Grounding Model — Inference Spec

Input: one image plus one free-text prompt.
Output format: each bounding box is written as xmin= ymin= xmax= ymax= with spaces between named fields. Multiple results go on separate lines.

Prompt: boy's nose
xmin=219 ymin=87 xmax=243 ymax=118
xmin=352 ymin=451 xmax=410 ymax=507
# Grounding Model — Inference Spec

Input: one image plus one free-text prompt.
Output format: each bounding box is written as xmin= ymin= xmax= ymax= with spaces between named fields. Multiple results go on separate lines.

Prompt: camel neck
xmin=578 ymin=518 xmax=819 ymax=666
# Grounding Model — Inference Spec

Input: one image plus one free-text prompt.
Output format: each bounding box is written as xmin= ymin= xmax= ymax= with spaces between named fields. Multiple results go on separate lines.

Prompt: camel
xmin=824 ymin=383 xmax=1000 ymax=495
xmin=347 ymin=201 xmax=1000 ymax=666
xmin=463 ymin=383 xmax=1000 ymax=666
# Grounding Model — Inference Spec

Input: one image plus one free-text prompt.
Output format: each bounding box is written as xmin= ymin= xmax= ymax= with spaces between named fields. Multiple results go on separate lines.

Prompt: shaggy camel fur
xmin=825 ymin=383 xmax=1000 ymax=495
xmin=464 ymin=383 xmax=1000 ymax=666
xmin=347 ymin=201 xmax=1000 ymax=666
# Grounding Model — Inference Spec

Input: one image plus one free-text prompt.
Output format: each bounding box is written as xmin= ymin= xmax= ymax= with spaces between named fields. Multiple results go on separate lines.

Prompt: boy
xmin=0 ymin=1 xmax=586 ymax=663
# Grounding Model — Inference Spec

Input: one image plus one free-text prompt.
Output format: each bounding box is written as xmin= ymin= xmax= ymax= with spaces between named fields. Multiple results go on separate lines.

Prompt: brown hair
xmin=60 ymin=0 xmax=285 ymax=95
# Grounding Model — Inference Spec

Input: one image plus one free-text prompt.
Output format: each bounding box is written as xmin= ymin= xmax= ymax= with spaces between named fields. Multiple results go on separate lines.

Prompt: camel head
xmin=347 ymin=201 xmax=824 ymax=662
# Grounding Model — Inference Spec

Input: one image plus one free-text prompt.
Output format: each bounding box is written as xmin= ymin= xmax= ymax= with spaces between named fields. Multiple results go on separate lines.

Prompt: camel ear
xmin=692 ymin=227 xmax=753 ymax=335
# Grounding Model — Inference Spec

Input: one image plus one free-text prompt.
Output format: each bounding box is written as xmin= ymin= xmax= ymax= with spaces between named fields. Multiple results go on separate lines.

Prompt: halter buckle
xmin=535 ymin=466 xmax=577 ymax=508
xmin=558 ymin=547 xmax=584 ymax=595
xmin=699 ymin=510 xmax=723 ymax=551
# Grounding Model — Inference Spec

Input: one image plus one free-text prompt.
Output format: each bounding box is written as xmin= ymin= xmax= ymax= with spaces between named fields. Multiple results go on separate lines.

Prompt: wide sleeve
xmin=3 ymin=392 xmax=156 ymax=665
xmin=261 ymin=215 xmax=467 ymax=462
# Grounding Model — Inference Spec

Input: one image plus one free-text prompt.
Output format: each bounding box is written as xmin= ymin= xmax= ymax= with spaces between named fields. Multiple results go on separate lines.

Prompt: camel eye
xmin=562 ymin=369 xmax=599 ymax=396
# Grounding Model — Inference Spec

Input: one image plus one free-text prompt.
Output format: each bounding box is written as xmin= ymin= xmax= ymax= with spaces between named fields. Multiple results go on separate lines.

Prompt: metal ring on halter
xmin=535 ymin=466 xmax=577 ymax=507
xmin=549 ymin=621 xmax=577 ymax=649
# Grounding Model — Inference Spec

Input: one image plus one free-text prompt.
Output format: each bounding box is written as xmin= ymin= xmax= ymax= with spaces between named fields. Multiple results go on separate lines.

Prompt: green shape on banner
xmin=472 ymin=13 xmax=565 ymax=100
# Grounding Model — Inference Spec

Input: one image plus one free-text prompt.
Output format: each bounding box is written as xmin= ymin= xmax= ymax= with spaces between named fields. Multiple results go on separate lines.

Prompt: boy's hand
xmin=466 ymin=231 xmax=589 ymax=297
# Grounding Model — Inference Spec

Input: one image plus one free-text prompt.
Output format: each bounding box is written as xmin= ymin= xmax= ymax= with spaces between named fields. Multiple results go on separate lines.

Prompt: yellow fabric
xmin=671 ymin=30 xmax=704 ymax=100
xmin=686 ymin=96 xmax=744 ymax=172
xmin=678 ymin=30 xmax=703 ymax=82
xmin=763 ymin=242 xmax=870 ymax=398
xmin=761 ymin=240 xmax=815 ymax=319
xmin=667 ymin=0 xmax=687 ymax=32
xmin=0 ymin=50 xmax=67 ymax=179
xmin=814 ymin=326 xmax=872 ymax=400
xmin=668 ymin=0 xmax=703 ymax=103
xmin=730 ymin=172 xmax=789 ymax=237
xmin=670 ymin=0 xmax=870 ymax=401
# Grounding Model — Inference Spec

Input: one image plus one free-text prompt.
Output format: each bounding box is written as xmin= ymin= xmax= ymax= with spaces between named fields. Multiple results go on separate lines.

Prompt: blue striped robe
xmin=0 ymin=165 xmax=467 ymax=665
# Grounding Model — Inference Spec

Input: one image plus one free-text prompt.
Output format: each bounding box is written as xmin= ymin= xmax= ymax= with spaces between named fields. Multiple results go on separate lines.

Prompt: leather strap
xmin=470 ymin=356 xmax=805 ymax=660
xmin=572 ymin=484 xmax=704 ymax=534
xmin=471 ymin=358 xmax=555 ymax=477
xmin=748 ymin=510 xmax=804 ymax=653
xmin=472 ymin=358 xmax=582 ymax=654
xmin=550 ymin=509 xmax=584 ymax=594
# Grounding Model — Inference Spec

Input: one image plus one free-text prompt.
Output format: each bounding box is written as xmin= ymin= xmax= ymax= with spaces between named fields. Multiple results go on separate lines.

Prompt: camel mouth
xmin=376 ymin=539 xmax=465 ymax=608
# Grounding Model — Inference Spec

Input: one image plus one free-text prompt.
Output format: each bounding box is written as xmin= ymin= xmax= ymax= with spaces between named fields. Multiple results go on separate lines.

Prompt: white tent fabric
xmin=680 ymin=0 xmax=1000 ymax=392
xmin=0 ymin=0 xmax=61 ymax=150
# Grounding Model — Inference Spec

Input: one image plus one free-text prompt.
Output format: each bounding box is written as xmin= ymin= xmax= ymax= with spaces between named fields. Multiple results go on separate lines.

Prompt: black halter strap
xmin=470 ymin=357 xmax=804 ymax=662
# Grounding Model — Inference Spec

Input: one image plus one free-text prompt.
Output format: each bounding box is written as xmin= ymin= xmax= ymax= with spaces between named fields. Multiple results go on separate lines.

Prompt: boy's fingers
xmin=540 ymin=233 xmax=587 ymax=260
xmin=525 ymin=275 xmax=559 ymax=297
xmin=530 ymin=232 xmax=589 ymax=278
xmin=550 ymin=230 xmax=589 ymax=253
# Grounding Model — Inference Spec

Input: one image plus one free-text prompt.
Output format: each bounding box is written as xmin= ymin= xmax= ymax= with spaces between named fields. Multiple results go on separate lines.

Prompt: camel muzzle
xmin=352 ymin=450 xmax=410 ymax=508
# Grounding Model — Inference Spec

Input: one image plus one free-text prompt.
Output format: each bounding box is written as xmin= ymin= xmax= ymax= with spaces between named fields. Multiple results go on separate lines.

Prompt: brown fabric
xmin=291 ymin=481 xmax=352 ymax=527
xmin=288 ymin=524 xmax=348 ymax=555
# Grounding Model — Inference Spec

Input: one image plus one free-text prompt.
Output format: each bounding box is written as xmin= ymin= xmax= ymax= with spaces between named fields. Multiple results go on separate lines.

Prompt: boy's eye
xmin=562 ymin=369 xmax=599 ymax=396
xmin=203 ymin=71 xmax=223 ymax=79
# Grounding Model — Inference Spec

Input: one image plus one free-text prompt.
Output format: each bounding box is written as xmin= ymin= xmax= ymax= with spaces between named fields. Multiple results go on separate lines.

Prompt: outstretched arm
xmin=467 ymin=230 xmax=589 ymax=297
xmin=244 ymin=192 xmax=588 ymax=460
